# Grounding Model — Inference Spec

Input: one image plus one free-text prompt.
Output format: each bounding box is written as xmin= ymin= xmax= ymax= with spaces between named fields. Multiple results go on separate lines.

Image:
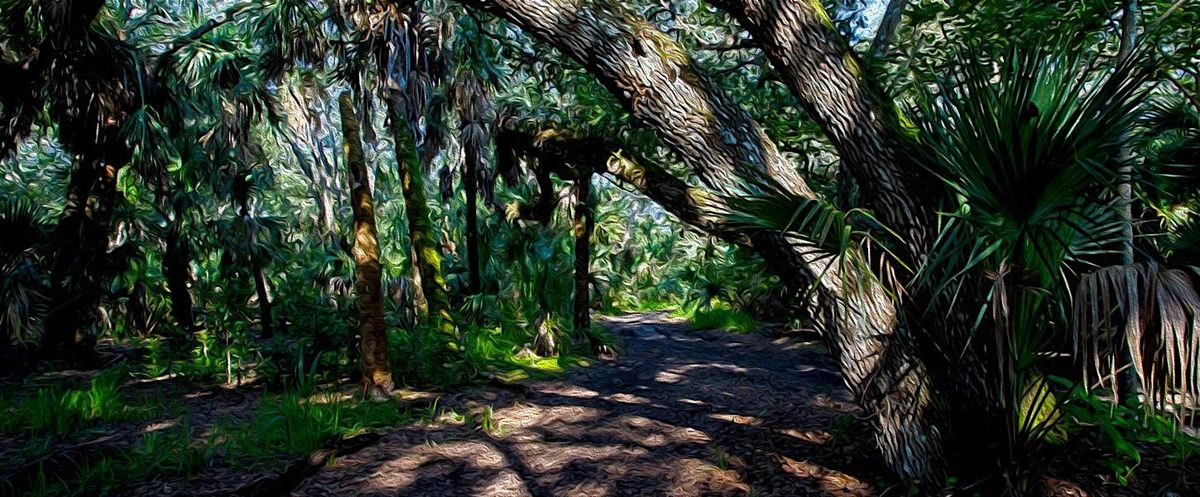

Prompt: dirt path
xmin=292 ymin=312 xmax=885 ymax=496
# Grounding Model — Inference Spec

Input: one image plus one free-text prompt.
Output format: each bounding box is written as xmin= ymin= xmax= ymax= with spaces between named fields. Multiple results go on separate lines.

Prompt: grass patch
xmin=459 ymin=325 xmax=592 ymax=383
xmin=692 ymin=307 xmax=757 ymax=333
xmin=13 ymin=389 xmax=418 ymax=497
xmin=215 ymin=392 xmax=413 ymax=465
xmin=678 ymin=302 xmax=757 ymax=334
xmin=0 ymin=368 xmax=169 ymax=437
xmin=602 ymin=294 xmax=680 ymax=315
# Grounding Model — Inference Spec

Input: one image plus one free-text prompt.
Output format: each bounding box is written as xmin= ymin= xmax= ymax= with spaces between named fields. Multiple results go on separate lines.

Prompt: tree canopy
xmin=2 ymin=0 xmax=1199 ymax=495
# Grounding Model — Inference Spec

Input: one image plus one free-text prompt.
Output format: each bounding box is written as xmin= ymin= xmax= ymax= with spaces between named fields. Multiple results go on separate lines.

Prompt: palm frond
xmin=1074 ymin=263 xmax=1200 ymax=422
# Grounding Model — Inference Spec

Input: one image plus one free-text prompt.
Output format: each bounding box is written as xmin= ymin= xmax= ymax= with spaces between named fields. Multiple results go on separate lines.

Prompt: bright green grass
xmin=215 ymin=392 xmax=413 ymax=464
xmin=17 ymin=390 xmax=417 ymax=497
xmin=678 ymin=302 xmax=758 ymax=334
xmin=0 ymin=368 xmax=169 ymax=437
xmin=459 ymin=325 xmax=595 ymax=382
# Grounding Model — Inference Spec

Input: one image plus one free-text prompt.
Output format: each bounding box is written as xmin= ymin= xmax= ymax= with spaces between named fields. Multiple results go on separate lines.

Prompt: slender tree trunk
xmin=1116 ymin=0 xmax=1143 ymax=408
xmin=410 ymin=245 xmax=429 ymax=316
xmin=386 ymin=98 xmax=459 ymax=360
xmin=339 ymin=93 xmax=394 ymax=394
xmin=573 ymin=172 xmax=595 ymax=344
xmin=162 ymin=205 xmax=195 ymax=334
xmin=43 ymin=158 xmax=118 ymax=360
xmin=252 ymin=265 xmax=274 ymax=338
xmin=234 ymin=180 xmax=273 ymax=338
xmin=464 ymin=139 xmax=482 ymax=295
xmin=869 ymin=0 xmax=908 ymax=59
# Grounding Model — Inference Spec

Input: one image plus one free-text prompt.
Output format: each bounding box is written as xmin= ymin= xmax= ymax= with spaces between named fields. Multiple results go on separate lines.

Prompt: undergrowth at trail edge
xmin=0 ymin=368 xmax=171 ymax=437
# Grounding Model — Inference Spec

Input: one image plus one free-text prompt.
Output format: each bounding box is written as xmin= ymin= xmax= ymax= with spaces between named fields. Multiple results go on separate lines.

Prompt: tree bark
xmin=706 ymin=0 xmax=937 ymax=261
xmin=1116 ymin=0 xmax=1143 ymax=408
xmin=162 ymin=203 xmax=196 ymax=334
xmin=386 ymin=98 xmax=460 ymax=361
xmin=464 ymin=0 xmax=812 ymax=199
xmin=339 ymin=92 xmax=394 ymax=394
xmin=573 ymin=172 xmax=595 ymax=344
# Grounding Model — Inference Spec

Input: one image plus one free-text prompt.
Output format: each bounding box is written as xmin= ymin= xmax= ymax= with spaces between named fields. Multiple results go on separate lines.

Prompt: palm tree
xmin=339 ymin=91 xmax=394 ymax=395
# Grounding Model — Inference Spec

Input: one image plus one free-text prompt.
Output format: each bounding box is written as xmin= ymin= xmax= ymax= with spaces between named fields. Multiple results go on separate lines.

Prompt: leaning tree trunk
xmin=43 ymin=158 xmax=119 ymax=361
xmin=386 ymin=98 xmax=459 ymax=360
xmin=573 ymin=172 xmax=595 ymax=345
xmin=706 ymin=0 xmax=937 ymax=261
xmin=457 ymin=0 xmax=944 ymax=479
xmin=339 ymin=93 xmax=394 ymax=394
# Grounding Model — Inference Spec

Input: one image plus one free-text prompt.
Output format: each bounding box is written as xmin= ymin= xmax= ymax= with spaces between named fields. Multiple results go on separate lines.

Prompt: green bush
xmin=686 ymin=303 xmax=757 ymax=334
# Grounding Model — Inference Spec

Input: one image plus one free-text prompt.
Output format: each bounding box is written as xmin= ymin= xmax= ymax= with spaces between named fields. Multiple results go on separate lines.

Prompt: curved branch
xmin=462 ymin=0 xmax=813 ymax=200
xmin=706 ymin=0 xmax=937 ymax=259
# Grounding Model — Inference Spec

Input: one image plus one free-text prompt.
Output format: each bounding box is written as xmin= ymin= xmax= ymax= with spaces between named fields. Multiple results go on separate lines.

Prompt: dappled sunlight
xmin=606 ymin=392 xmax=652 ymax=404
xmin=778 ymin=428 xmax=833 ymax=445
xmin=6 ymin=0 xmax=1197 ymax=494
xmin=778 ymin=457 xmax=875 ymax=497
xmin=284 ymin=314 xmax=884 ymax=496
xmin=811 ymin=394 xmax=859 ymax=414
xmin=710 ymin=413 xmax=762 ymax=426
xmin=139 ymin=419 xmax=179 ymax=434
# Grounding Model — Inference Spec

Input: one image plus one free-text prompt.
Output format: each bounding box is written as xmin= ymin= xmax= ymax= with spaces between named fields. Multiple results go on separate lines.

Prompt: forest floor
xmin=3 ymin=313 xmax=1194 ymax=496
xmin=0 ymin=312 xmax=889 ymax=496
xmin=288 ymin=312 xmax=886 ymax=497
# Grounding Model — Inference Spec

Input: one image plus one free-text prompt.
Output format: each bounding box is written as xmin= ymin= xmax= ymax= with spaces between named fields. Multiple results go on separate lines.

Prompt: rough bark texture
xmin=466 ymin=0 xmax=811 ymax=199
xmin=340 ymin=93 xmax=394 ymax=394
xmin=573 ymin=172 xmax=595 ymax=343
xmin=386 ymin=99 xmax=459 ymax=359
xmin=708 ymin=0 xmax=936 ymax=260
xmin=461 ymin=0 xmax=942 ymax=479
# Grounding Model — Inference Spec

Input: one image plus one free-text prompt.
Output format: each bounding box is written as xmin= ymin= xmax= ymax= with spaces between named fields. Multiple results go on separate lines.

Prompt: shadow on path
xmin=292 ymin=312 xmax=887 ymax=496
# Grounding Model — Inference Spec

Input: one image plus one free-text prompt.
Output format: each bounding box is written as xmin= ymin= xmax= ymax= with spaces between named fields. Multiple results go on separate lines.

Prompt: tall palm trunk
xmin=339 ymin=93 xmax=393 ymax=393
xmin=386 ymin=98 xmax=459 ymax=361
xmin=1116 ymin=0 xmax=1143 ymax=407
xmin=573 ymin=173 xmax=595 ymax=344
xmin=43 ymin=158 xmax=119 ymax=360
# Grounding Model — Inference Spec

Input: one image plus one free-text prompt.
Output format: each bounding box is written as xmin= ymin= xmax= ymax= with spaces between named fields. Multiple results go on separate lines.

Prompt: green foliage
xmin=1053 ymin=377 xmax=1200 ymax=484
xmin=0 ymin=368 xmax=168 ymax=437
xmin=215 ymin=392 xmax=411 ymax=463
xmin=679 ymin=302 xmax=758 ymax=334
xmin=0 ymin=197 xmax=49 ymax=344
